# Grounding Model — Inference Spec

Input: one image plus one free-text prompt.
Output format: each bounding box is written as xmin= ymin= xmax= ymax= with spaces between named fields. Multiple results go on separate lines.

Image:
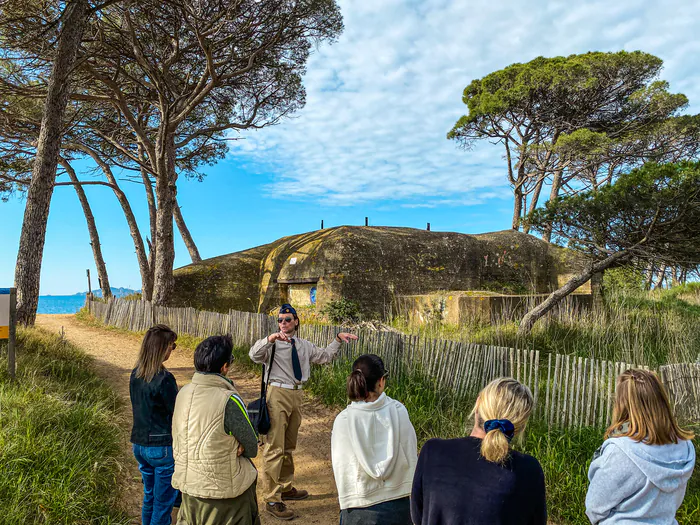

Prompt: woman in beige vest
xmin=172 ymin=335 xmax=260 ymax=525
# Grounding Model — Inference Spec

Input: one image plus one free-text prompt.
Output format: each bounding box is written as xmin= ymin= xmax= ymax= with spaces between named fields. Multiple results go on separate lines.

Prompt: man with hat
xmin=249 ymin=303 xmax=358 ymax=521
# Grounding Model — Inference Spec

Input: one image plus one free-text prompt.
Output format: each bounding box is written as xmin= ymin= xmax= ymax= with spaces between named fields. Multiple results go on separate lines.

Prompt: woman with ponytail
xmin=331 ymin=354 xmax=417 ymax=525
xmin=411 ymin=377 xmax=546 ymax=525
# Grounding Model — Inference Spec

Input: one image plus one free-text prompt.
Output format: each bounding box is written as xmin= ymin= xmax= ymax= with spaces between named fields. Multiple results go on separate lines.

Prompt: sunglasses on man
xmin=278 ymin=316 xmax=295 ymax=324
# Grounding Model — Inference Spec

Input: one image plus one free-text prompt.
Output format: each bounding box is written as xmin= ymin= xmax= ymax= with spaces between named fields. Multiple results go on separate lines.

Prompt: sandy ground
xmin=36 ymin=314 xmax=342 ymax=525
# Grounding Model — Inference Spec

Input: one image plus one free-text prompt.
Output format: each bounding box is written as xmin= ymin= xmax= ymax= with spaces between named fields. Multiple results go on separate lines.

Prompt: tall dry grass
xmin=389 ymin=284 xmax=700 ymax=367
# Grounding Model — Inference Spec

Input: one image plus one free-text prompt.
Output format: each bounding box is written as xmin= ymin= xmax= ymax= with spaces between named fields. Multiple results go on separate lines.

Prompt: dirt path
xmin=36 ymin=314 xmax=342 ymax=525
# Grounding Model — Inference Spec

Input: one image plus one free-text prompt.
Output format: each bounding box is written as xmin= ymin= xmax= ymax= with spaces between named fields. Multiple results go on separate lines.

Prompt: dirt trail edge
xmin=36 ymin=314 xmax=342 ymax=525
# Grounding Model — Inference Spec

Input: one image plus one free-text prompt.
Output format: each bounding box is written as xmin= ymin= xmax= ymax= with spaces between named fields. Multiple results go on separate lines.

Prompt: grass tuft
xmin=0 ymin=327 xmax=130 ymax=524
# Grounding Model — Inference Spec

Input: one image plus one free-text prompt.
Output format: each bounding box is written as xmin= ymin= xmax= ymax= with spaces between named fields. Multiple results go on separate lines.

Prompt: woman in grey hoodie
xmin=586 ymin=369 xmax=695 ymax=524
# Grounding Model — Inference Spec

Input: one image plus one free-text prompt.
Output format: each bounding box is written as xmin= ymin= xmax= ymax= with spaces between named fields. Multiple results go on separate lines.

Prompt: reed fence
xmin=86 ymin=298 xmax=699 ymax=428
xmin=659 ymin=363 xmax=700 ymax=422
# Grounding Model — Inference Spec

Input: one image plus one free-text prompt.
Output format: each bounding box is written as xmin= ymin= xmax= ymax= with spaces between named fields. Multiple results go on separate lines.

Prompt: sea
xmin=37 ymin=288 xmax=137 ymax=314
xmin=37 ymin=295 xmax=88 ymax=314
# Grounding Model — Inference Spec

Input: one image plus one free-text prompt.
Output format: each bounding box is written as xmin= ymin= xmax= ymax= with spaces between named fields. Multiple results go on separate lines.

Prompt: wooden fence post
xmin=8 ymin=288 xmax=16 ymax=379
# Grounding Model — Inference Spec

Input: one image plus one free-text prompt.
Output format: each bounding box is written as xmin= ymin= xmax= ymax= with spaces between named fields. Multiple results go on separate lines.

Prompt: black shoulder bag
xmin=247 ymin=343 xmax=276 ymax=435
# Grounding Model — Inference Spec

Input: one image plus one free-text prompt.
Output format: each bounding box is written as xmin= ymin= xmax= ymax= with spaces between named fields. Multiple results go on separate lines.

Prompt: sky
xmin=1 ymin=0 xmax=700 ymax=295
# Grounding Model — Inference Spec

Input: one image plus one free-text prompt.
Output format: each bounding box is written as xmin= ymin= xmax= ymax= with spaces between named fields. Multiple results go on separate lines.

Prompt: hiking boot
xmin=281 ymin=487 xmax=309 ymax=501
xmin=266 ymin=502 xmax=295 ymax=521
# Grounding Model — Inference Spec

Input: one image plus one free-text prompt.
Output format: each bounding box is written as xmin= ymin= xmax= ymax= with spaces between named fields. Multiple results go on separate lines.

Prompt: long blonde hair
xmin=605 ymin=369 xmax=694 ymax=445
xmin=472 ymin=377 xmax=534 ymax=464
xmin=135 ymin=324 xmax=177 ymax=382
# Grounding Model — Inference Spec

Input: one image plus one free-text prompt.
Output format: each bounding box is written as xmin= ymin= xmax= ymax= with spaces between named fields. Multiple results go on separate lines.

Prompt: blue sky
xmin=2 ymin=0 xmax=700 ymax=295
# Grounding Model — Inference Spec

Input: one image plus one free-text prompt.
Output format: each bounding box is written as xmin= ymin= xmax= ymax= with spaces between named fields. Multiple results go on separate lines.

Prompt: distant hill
xmin=69 ymin=287 xmax=139 ymax=298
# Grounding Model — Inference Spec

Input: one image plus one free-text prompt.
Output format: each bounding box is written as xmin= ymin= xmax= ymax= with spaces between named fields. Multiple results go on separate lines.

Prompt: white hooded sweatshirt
xmin=331 ymin=393 xmax=418 ymax=510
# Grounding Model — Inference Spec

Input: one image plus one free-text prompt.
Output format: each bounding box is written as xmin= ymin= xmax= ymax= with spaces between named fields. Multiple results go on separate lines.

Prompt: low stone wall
xmin=397 ymin=292 xmax=593 ymax=325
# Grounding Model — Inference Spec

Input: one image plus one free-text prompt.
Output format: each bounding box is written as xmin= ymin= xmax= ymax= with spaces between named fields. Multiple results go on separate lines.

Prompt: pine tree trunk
xmin=152 ymin=136 xmax=178 ymax=305
xmin=672 ymin=267 xmax=681 ymax=287
xmin=518 ymin=250 xmax=631 ymax=336
xmin=654 ymin=264 xmax=667 ymax=289
xmin=174 ymin=201 xmax=201 ymax=263
xmin=60 ymin=159 xmax=111 ymax=299
xmin=542 ymin=169 xmax=563 ymax=243
xmin=512 ymin=185 xmax=523 ymax=230
xmin=522 ymin=177 xmax=545 ymax=234
xmin=139 ymin=144 xmax=157 ymax=296
xmin=139 ymin=145 xmax=158 ymax=244
xmin=105 ymin=175 xmax=152 ymax=300
xmin=645 ymin=262 xmax=656 ymax=290
xmin=78 ymin=146 xmax=153 ymax=300
xmin=14 ymin=0 xmax=89 ymax=325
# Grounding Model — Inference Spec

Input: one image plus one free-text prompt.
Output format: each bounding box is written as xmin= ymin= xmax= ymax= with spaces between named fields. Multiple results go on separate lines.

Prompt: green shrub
xmin=321 ymin=298 xmax=362 ymax=324
xmin=232 ymin=344 xmax=262 ymax=375
xmin=603 ymin=267 xmax=645 ymax=294
xmin=74 ymin=306 xmax=104 ymax=327
xmin=0 ymin=328 xmax=130 ymax=524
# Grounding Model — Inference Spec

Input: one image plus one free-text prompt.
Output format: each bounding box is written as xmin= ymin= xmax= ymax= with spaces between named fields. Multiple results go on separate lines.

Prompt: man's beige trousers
xmin=262 ymin=385 xmax=303 ymax=503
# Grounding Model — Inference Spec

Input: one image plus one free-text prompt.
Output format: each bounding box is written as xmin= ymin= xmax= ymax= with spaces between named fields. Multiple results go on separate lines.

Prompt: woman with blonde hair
xmin=130 ymin=324 xmax=180 ymax=525
xmin=410 ymin=377 xmax=546 ymax=525
xmin=586 ymin=368 xmax=695 ymax=524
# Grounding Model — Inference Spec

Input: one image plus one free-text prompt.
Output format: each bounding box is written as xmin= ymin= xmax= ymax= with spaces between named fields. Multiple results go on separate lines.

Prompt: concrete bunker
xmin=171 ymin=226 xmax=591 ymax=321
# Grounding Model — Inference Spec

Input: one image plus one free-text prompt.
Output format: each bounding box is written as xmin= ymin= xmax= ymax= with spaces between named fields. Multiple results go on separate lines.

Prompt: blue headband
xmin=484 ymin=419 xmax=515 ymax=442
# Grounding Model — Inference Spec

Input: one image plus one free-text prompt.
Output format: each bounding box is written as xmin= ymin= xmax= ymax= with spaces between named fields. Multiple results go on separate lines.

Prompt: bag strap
xmin=260 ymin=342 xmax=277 ymax=399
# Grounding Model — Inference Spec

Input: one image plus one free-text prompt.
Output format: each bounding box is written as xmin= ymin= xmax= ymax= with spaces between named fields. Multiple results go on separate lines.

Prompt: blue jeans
xmin=133 ymin=444 xmax=179 ymax=525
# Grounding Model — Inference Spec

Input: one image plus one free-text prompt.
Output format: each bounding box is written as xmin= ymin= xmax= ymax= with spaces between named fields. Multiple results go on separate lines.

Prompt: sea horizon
xmin=37 ymin=295 xmax=87 ymax=314
xmin=37 ymin=287 xmax=138 ymax=314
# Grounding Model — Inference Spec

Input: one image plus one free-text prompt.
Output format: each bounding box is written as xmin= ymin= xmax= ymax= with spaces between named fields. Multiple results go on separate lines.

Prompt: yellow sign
xmin=0 ymin=292 xmax=9 ymax=340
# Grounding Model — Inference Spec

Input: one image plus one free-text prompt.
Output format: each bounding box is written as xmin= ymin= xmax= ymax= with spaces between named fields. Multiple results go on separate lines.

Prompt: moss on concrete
xmin=172 ymin=226 xmax=587 ymax=317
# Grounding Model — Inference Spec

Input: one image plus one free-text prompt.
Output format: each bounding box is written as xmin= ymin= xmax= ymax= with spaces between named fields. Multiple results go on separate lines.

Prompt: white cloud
xmin=229 ymin=0 xmax=700 ymax=206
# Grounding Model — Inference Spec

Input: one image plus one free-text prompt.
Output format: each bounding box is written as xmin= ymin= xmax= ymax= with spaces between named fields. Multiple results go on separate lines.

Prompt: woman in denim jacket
xmin=130 ymin=324 xmax=180 ymax=525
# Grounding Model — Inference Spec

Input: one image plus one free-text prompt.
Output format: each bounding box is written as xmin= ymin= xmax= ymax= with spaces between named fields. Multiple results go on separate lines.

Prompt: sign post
xmin=0 ymin=288 xmax=17 ymax=379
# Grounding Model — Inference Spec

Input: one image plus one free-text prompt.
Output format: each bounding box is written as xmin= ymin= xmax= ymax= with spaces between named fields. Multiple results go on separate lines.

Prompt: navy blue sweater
xmin=411 ymin=436 xmax=547 ymax=525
